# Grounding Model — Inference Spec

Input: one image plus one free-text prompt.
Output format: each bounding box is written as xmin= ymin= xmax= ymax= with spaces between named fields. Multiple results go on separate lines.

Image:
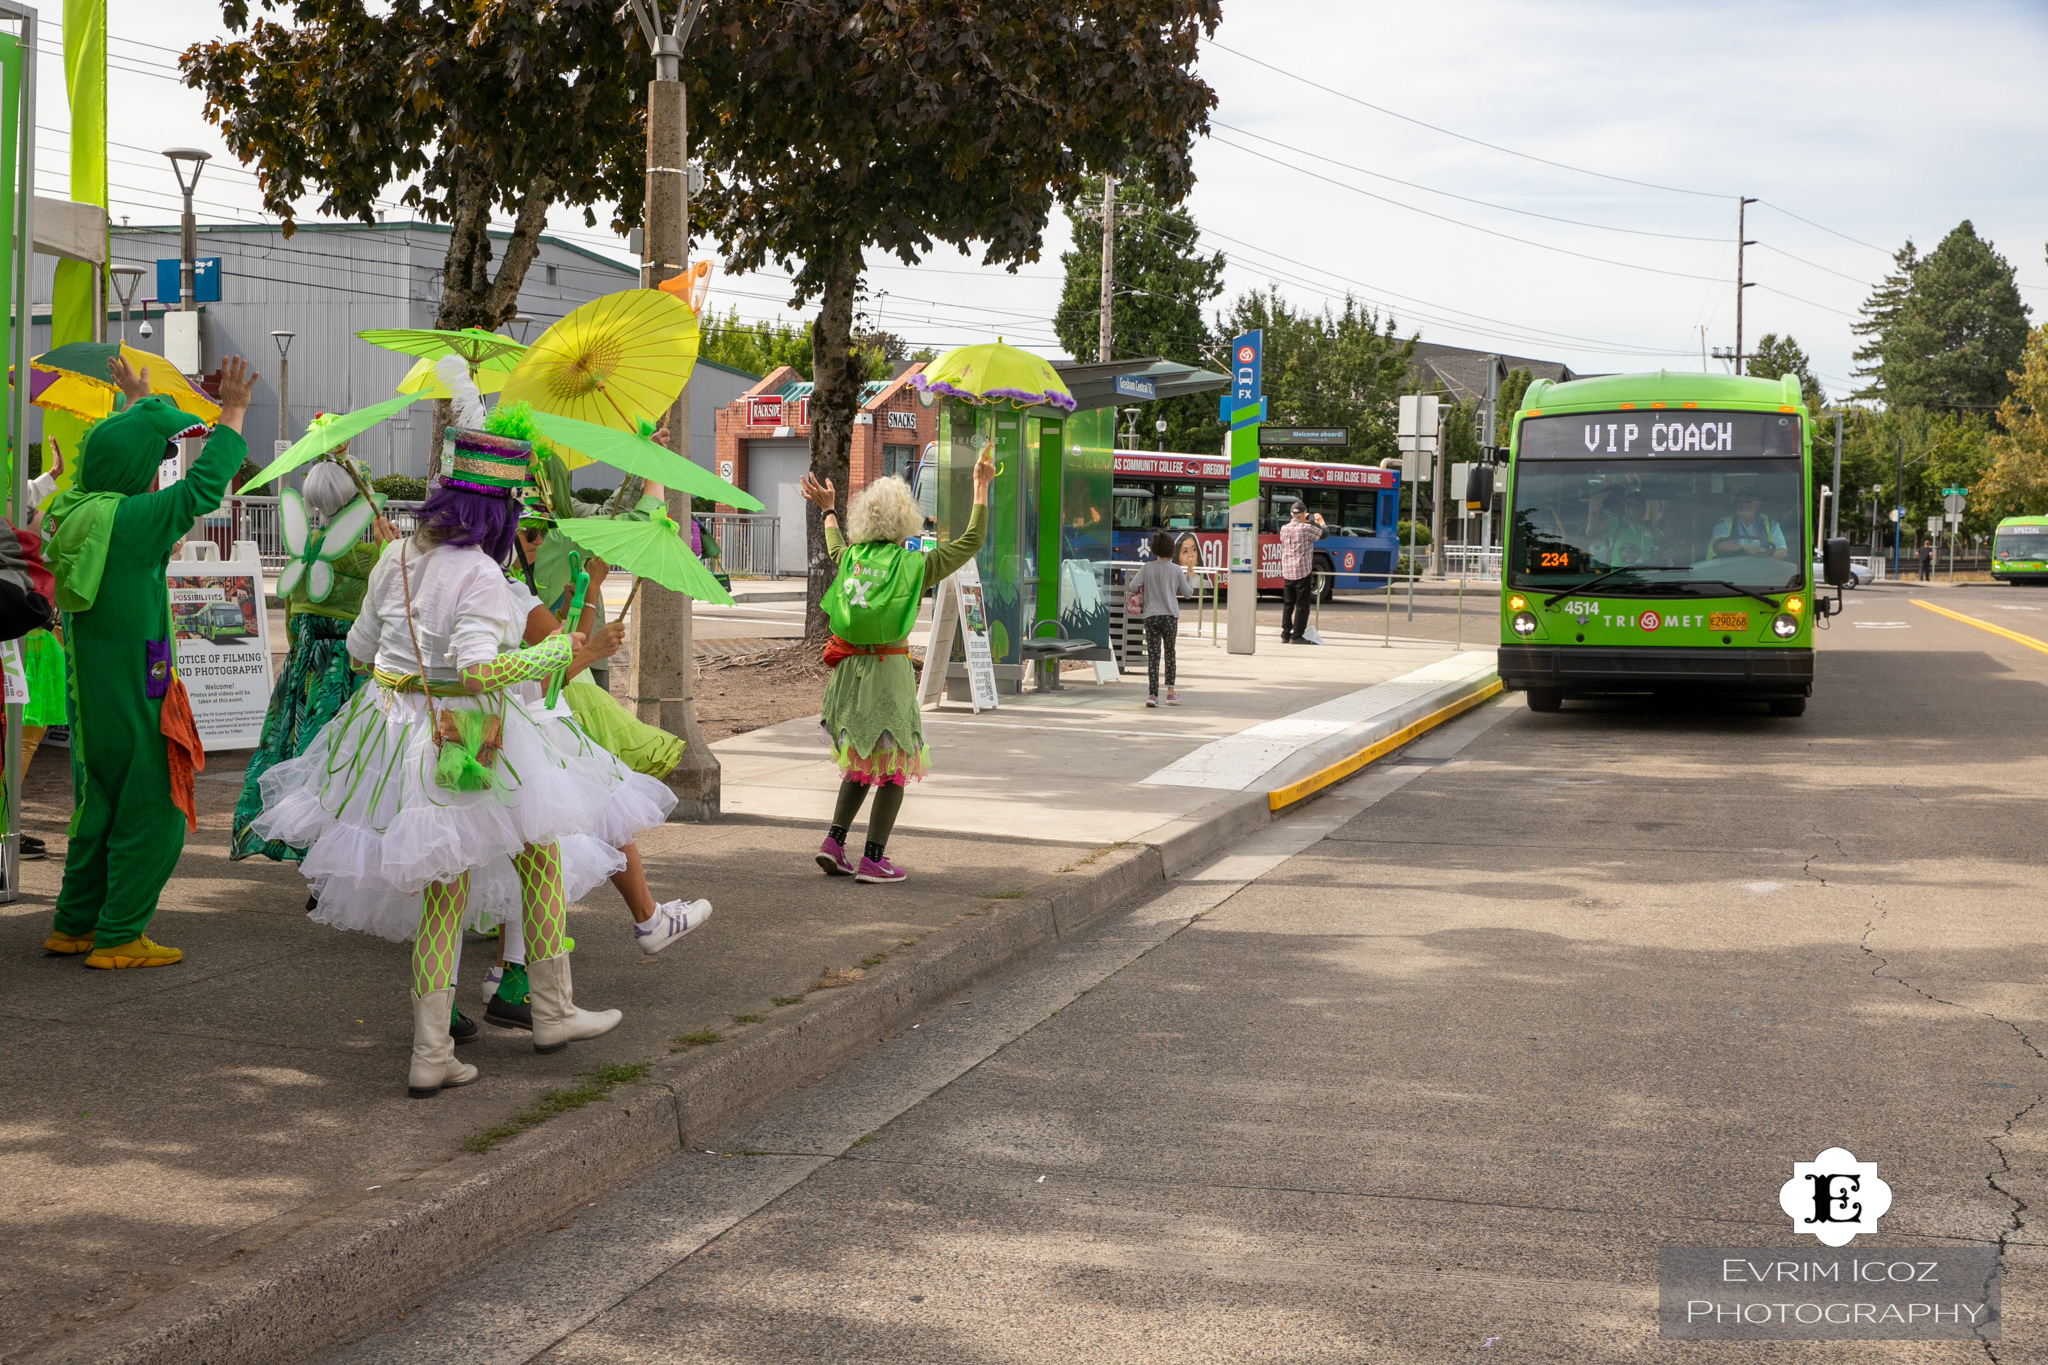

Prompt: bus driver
xmin=1709 ymin=487 xmax=1787 ymax=560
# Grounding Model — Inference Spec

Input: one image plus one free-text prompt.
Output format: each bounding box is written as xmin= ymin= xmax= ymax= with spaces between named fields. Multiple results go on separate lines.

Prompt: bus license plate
xmin=1708 ymin=612 xmax=1749 ymax=631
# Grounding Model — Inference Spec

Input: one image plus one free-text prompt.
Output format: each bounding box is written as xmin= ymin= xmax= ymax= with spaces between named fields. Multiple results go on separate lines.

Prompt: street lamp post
xmin=271 ymin=330 xmax=295 ymax=457
xmin=162 ymin=148 xmax=210 ymax=314
xmin=624 ymin=0 xmax=716 ymax=821
xmin=109 ymin=264 xmax=144 ymax=344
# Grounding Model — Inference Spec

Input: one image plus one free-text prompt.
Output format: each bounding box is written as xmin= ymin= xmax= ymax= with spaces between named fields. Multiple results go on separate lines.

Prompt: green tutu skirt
xmin=231 ymin=613 xmax=366 ymax=862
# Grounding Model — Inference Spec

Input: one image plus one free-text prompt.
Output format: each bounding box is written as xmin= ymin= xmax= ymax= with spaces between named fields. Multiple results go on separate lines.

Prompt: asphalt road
xmin=326 ymin=578 xmax=2048 ymax=1362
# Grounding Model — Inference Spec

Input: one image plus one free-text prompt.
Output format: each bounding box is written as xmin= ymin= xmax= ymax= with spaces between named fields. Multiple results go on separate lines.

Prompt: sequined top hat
xmin=440 ymin=428 xmax=535 ymax=498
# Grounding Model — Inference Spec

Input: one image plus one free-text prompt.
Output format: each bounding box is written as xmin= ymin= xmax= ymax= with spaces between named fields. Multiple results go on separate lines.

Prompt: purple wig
xmin=415 ymin=481 xmax=519 ymax=564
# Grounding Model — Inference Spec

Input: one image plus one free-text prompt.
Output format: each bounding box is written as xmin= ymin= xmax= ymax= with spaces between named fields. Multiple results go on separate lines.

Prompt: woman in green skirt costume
xmin=799 ymin=442 xmax=992 ymax=884
xmin=230 ymin=461 xmax=398 ymax=862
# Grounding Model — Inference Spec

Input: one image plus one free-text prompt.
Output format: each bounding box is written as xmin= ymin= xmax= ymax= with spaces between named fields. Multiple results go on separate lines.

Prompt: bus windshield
xmin=1511 ymin=409 xmax=1804 ymax=592
xmin=1511 ymin=457 xmax=1805 ymax=591
xmin=1994 ymin=526 xmax=2048 ymax=561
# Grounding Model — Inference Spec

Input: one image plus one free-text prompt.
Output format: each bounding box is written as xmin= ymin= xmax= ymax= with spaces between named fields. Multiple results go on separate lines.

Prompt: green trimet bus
xmin=1991 ymin=516 xmax=2048 ymax=583
xmin=1497 ymin=371 xmax=1833 ymax=717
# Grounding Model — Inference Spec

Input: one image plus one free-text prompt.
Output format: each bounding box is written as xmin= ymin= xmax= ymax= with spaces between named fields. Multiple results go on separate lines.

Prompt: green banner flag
xmin=51 ymin=0 xmax=106 ymax=354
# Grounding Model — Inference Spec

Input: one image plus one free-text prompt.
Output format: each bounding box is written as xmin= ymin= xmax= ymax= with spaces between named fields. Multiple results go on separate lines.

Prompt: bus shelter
xmin=929 ymin=357 xmax=1225 ymax=692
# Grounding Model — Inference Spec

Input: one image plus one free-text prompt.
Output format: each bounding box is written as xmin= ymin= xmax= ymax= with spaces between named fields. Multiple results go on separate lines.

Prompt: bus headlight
xmin=1512 ymin=611 xmax=1539 ymax=636
xmin=1772 ymin=613 xmax=1799 ymax=639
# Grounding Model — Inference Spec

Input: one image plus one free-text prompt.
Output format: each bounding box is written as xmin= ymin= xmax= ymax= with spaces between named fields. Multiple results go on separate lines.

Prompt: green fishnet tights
xmin=515 ymin=842 xmax=570 ymax=961
xmin=413 ymin=872 xmax=470 ymax=998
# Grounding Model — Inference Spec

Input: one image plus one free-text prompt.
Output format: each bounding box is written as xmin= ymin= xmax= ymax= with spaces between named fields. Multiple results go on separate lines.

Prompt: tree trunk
xmin=805 ymin=246 xmax=862 ymax=643
xmin=426 ymin=165 xmax=557 ymax=469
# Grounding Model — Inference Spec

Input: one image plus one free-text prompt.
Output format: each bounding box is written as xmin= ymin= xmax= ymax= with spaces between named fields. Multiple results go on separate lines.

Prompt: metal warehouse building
xmin=25 ymin=220 xmax=756 ymax=480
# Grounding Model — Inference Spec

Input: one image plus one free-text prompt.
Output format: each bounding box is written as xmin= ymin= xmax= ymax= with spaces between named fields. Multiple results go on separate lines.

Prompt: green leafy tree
xmin=687 ymin=0 xmax=1220 ymax=635
xmin=1215 ymin=288 xmax=1416 ymax=465
xmin=1979 ymin=325 xmax=2048 ymax=516
xmin=1746 ymin=333 xmax=1826 ymax=411
xmin=1053 ymin=180 xmax=1226 ymax=452
xmin=182 ymin=0 xmax=640 ymax=334
xmin=1497 ymin=367 xmax=1533 ymax=426
xmin=1853 ymin=222 xmax=2031 ymax=412
xmin=698 ymin=307 xmax=815 ymax=379
xmin=1832 ymin=406 xmax=1994 ymax=551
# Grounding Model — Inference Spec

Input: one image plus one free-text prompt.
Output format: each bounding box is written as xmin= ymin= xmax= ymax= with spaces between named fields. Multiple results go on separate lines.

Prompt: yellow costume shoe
xmin=84 ymin=936 xmax=183 ymax=969
xmin=42 ymin=930 xmax=94 ymax=955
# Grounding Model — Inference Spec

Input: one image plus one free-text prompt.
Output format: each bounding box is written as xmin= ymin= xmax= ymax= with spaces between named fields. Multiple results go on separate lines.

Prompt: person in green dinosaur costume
xmin=40 ymin=355 xmax=255 ymax=969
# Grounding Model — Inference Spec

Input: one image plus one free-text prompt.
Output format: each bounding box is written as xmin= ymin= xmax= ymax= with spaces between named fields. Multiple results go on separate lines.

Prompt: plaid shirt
xmin=1278 ymin=518 xmax=1323 ymax=580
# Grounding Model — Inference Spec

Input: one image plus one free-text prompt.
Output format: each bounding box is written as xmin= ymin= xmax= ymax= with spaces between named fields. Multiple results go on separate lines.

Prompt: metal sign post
xmin=1221 ymin=330 xmax=1263 ymax=655
xmin=1398 ymin=394 xmax=1439 ymax=618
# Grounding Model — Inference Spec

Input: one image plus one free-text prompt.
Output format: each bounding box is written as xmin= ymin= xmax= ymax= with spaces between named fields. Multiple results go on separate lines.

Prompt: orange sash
xmin=159 ymin=674 xmax=205 ymax=832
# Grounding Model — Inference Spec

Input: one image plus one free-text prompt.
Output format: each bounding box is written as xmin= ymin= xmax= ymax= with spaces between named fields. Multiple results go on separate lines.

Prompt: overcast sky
xmin=64 ymin=0 xmax=2048 ymax=400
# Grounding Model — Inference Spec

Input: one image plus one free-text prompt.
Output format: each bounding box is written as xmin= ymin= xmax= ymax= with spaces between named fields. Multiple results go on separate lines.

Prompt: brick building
xmin=712 ymin=363 xmax=937 ymax=573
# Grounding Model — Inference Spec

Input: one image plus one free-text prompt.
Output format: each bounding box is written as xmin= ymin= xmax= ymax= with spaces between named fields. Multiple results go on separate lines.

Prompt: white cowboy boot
xmin=408 ymin=986 xmax=480 ymax=1098
xmin=527 ymin=951 xmax=621 ymax=1054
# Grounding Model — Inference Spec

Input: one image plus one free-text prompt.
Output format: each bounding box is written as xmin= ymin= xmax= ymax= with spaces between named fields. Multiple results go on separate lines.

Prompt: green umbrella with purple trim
xmin=909 ymin=338 xmax=1075 ymax=412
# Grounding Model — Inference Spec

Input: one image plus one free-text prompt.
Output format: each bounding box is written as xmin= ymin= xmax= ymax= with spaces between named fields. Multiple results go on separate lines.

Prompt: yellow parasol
xmin=21 ymin=341 xmax=222 ymax=424
xmin=499 ymin=289 xmax=699 ymax=434
xmin=394 ymin=353 xmax=517 ymax=399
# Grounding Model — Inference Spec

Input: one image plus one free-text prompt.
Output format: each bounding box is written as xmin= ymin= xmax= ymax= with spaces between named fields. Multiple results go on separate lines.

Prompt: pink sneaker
xmin=816 ymin=836 xmax=855 ymax=876
xmin=1165 ymin=688 xmax=1180 ymax=704
xmin=855 ymin=854 xmax=907 ymax=884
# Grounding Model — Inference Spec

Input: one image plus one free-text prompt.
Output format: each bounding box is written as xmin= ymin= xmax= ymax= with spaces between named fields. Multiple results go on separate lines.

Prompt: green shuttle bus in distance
xmin=1990 ymin=516 xmax=2048 ymax=583
xmin=1497 ymin=371 xmax=1848 ymax=717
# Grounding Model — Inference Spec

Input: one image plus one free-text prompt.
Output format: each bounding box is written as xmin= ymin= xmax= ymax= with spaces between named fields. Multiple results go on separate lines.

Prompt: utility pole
xmin=1830 ymin=410 xmax=1842 ymax=539
xmin=1893 ymin=434 xmax=1904 ymax=581
xmin=1735 ymin=196 xmax=1757 ymax=374
xmin=1480 ymin=356 xmax=1499 ymax=565
xmin=1097 ymin=172 xmax=1115 ymax=363
xmin=626 ymin=0 xmax=716 ymax=821
xmin=270 ymin=330 xmax=294 ymax=458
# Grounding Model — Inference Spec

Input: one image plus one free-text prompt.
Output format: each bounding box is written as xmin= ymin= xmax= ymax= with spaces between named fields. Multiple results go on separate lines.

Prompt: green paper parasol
xmin=357 ymin=327 xmax=526 ymax=369
xmin=237 ymin=393 xmax=422 ymax=493
xmin=524 ymin=409 xmax=762 ymax=511
xmin=910 ymin=339 xmax=1075 ymax=412
xmin=552 ymin=511 xmax=734 ymax=606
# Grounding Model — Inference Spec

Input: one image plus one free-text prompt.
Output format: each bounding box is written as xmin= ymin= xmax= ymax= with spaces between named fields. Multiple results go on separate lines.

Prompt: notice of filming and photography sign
xmin=168 ymin=545 xmax=276 ymax=751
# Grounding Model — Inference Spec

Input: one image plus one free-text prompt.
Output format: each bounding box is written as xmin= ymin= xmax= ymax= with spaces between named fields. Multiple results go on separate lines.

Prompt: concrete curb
xmin=1261 ymin=665 xmax=1503 ymax=803
xmin=30 ymin=665 xmax=1501 ymax=1365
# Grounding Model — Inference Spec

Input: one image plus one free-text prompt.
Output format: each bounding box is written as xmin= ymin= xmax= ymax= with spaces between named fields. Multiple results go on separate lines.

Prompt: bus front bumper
xmin=1498 ymin=644 xmax=1813 ymax=698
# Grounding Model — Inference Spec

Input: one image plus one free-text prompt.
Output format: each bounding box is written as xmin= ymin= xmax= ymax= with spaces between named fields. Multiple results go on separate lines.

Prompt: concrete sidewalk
xmin=0 ymin=621 xmax=1496 ymax=1365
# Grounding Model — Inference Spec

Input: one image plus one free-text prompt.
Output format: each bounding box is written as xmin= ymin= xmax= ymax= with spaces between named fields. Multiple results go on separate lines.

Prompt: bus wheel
xmin=1768 ymin=697 xmax=1807 ymax=717
xmin=1525 ymin=688 xmax=1562 ymax=713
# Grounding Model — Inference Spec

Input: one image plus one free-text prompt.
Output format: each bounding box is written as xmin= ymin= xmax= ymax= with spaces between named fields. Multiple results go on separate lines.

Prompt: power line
xmin=1210 ymin=120 xmax=1726 ymax=243
xmin=1207 ymin=40 xmax=1730 ymax=200
xmin=1754 ymin=201 xmax=1890 ymax=256
xmin=1753 ymin=242 xmax=1871 ymax=288
xmin=1206 ymin=134 xmax=1730 ymax=285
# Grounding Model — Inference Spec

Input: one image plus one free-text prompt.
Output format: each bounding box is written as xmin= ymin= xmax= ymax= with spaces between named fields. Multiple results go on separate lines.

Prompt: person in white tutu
xmin=253 ymin=422 xmax=671 ymax=1098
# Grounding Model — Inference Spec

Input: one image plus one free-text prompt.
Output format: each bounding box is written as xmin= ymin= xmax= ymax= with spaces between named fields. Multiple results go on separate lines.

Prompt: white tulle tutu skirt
xmin=253 ymin=683 xmax=676 ymax=942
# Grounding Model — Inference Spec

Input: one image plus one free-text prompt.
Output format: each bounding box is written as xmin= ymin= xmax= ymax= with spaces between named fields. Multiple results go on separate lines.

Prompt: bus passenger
xmin=1709 ymin=488 xmax=1787 ymax=560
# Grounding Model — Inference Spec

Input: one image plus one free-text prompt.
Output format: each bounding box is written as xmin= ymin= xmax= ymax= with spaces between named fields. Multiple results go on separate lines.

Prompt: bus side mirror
xmin=1464 ymin=463 xmax=1494 ymax=512
xmin=1822 ymin=537 xmax=1852 ymax=587
xmin=912 ymin=461 xmax=937 ymax=520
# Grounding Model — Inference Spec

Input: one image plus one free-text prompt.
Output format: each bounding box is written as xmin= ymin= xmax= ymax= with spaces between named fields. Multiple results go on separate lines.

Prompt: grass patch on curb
xmin=462 ymin=1062 xmax=650 ymax=1155
xmin=858 ymin=953 xmax=887 ymax=969
xmin=671 ymin=1028 xmax=723 ymax=1051
xmin=730 ymin=1013 xmax=763 ymax=1024
xmin=771 ymin=995 xmax=804 ymax=1007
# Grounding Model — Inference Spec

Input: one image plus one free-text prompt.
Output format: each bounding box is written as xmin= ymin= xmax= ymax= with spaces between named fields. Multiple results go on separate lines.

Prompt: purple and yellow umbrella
xmin=910 ymin=338 xmax=1074 ymax=412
